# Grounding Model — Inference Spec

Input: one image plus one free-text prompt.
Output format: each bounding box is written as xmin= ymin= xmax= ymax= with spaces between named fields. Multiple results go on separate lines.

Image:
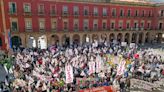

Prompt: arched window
xmin=0 ymin=37 xmax=2 ymax=46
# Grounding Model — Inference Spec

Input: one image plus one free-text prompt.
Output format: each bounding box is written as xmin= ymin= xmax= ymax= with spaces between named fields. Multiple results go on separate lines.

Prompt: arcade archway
xmin=73 ymin=34 xmax=80 ymax=45
xmin=62 ymin=34 xmax=70 ymax=46
xmin=145 ymin=32 xmax=150 ymax=43
xmin=92 ymin=34 xmax=99 ymax=42
xmin=82 ymin=34 xmax=90 ymax=44
xmin=0 ymin=37 xmax=2 ymax=47
xmin=38 ymin=35 xmax=47 ymax=49
xmin=132 ymin=33 xmax=137 ymax=43
xmin=124 ymin=33 xmax=130 ymax=44
xmin=51 ymin=35 xmax=59 ymax=45
xmin=138 ymin=33 xmax=143 ymax=44
xmin=11 ymin=36 xmax=22 ymax=47
xmin=28 ymin=36 xmax=36 ymax=48
xmin=100 ymin=34 xmax=107 ymax=42
xmin=156 ymin=33 xmax=163 ymax=43
xmin=117 ymin=33 xmax=122 ymax=43
xmin=109 ymin=33 xmax=115 ymax=42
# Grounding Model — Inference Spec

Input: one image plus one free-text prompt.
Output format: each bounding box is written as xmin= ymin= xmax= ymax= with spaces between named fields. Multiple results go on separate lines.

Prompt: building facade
xmin=0 ymin=0 xmax=164 ymax=49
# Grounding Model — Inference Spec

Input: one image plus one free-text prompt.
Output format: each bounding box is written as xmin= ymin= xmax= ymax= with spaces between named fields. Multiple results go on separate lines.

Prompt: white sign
xmin=130 ymin=43 xmax=135 ymax=48
xmin=130 ymin=79 xmax=155 ymax=91
xmin=65 ymin=65 xmax=74 ymax=84
xmin=116 ymin=60 xmax=126 ymax=76
xmin=89 ymin=61 xmax=95 ymax=75
xmin=121 ymin=42 xmax=127 ymax=46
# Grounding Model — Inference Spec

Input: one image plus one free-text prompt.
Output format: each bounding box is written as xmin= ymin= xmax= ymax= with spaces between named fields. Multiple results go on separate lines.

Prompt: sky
xmin=150 ymin=0 xmax=164 ymax=2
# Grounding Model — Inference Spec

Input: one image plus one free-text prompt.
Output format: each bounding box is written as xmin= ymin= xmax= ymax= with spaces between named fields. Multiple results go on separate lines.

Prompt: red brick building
xmin=0 ymin=0 xmax=164 ymax=49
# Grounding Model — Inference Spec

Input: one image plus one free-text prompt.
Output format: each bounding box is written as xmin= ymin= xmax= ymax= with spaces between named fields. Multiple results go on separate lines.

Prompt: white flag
xmin=65 ymin=65 xmax=74 ymax=84
xmin=89 ymin=61 xmax=95 ymax=75
xmin=96 ymin=56 xmax=103 ymax=73
xmin=116 ymin=60 xmax=126 ymax=76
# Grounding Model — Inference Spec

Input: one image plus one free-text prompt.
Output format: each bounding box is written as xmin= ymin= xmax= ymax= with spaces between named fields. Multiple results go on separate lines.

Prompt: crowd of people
xmin=0 ymin=41 xmax=164 ymax=92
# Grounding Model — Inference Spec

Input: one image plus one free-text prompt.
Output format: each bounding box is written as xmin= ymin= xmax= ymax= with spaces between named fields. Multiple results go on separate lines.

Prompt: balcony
xmin=38 ymin=11 xmax=45 ymax=16
xmin=10 ymin=28 xmax=18 ymax=32
xmin=73 ymin=13 xmax=79 ymax=18
xmin=62 ymin=12 xmax=69 ymax=17
xmin=9 ymin=10 xmax=17 ymax=15
xmin=50 ymin=11 xmax=56 ymax=16
xmin=24 ymin=12 xmax=32 ymax=16
xmin=25 ymin=28 xmax=32 ymax=32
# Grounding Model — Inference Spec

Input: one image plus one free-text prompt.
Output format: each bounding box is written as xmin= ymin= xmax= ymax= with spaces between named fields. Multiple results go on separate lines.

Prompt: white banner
xmin=130 ymin=43 xmax=135 ymax=48
xmin=116 ymin=60 xmax=126 ymax=76
xmin=65 ymin=65 xmax=74 ymax=84
xmin=89 ymin=61 xmax=95 ymax=75
xmin=130 ymin=79 xmax=155 ymax=91
xmin=121 ymin=42 xmax=127 ymax=46
xmin=96 ymin=56 xmax=103 ymax=73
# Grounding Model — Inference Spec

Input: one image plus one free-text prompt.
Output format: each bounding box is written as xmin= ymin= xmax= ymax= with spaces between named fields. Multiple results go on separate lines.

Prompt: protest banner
xmin=79 ymin=86 xmax=114 ymax=92
xmin=65 ymin=65 xmax=74 ymax=84
xmin=116 ymin=60 xmax=126 ymax=75
xmin=76 ymin=78 xmax=96 ymax=85
xmin=121 ymin=42 xmax=127 ymax=47
xmin=130 ymin=79 xmax=155 ymax=91
xmin=89 ymin=61 xmax=95 ymax=75
xmin=130 ymin=43 xmax=135 ymax=48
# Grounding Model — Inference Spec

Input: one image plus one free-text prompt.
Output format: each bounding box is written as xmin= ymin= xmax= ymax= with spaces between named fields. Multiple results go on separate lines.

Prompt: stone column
xmin=20 ymin=34 xmax=26 ymax=47
xmin=122 ymin=33 xmax=125 ymax=42
xmin=69 ymin=34 xmax=73 ymax=45
xmin=129 ymin=33 xmax=132 ymax=44
xmin=142 ymin=33 xmax=145 ymax=44
xmin=136 ymin=33 xmax=139 ymax=44
xmin=80 ymin=35 xmax=83 ymax=45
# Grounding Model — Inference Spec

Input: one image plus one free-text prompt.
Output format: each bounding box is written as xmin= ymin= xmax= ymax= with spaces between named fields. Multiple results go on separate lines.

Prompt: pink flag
xmin=65 ymin=65 xmax=74 ymax=83
xmin=116 ymin=60 xmax=126 ymax=76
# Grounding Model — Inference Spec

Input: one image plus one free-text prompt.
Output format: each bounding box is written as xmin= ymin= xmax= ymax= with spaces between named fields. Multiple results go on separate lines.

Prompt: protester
xmin=0 ymin=42 xmax=164 ymax=92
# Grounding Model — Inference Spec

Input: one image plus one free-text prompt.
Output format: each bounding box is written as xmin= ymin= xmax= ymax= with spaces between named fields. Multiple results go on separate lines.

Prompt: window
xmin=9 ymin=2 xmax=17 ymax=14
xmin=120 ymin=9 xmax=124 ymax=17
xmin=112 ymin=8 xmax=116 ymax=16
xmin=63 ymin=21 xmax=68 ymax=30
xmin=126 ymin=22 xmax=130 ymax=29
xmin=142 ymin=10 xmax=145 ymax=17
xmin=135 ymin=10 xmax=138 ymax=17
xmin=83 ymin=19 xmax=88 ymax=30
xmin=25 ymin=19 xmax=32 ymax=30
xmin=74 ymin=6 xmax=79 ymax=15
xmin=148 ymin=11 xmax=152 ymax=17
xmin=11 ymin=20 xmax=18 ymax=31
xmin=93 ymin=7 xmax=98 ymax=16
xmin=0 ymin=37 xmax=2 ymax=47
xmin=102 ymin=22 xmax=106 ymax=30
xmin=84 ymin=6 xmax=89 ymax=16
xmin=51 ymin=19 xmax=57 ymax=30
xmin=39 ymin=19 xmax=45 ymax=30
xmin=119 ymin=21 xmax=123 ymax=29
xmin=147 ymin=22 xmax=151 ymax=29
xmin=159 ymin=23 xmax=163 ymax=29
xmin=111 ymin=22 xmax=115 ymax=29
xmin=63 ymin=6 xmax=68 ymax=15
xmin=141 ymin=22 xmax=144 ymax=28
xmin=134 ymin=22 xmax=138 ymax=28
xmin=103 ymin=8 xmax=107 ymax=16
xmin=93 ymin=20 xmax=98 ymax=30
xmin=161 ymin=10 xmax=164 ymax=16
xmin=74 ymin=20 xmax=79 ymax=31
xmin=50 ymin=5 xmax=56 ymax=15
xmin=24 ymin=3 xmax=31 ymax=13
xmin=127 ymin=9 xmax=131 ymax=17
xmin=38 ymin=4 xmax=44 ymax=14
